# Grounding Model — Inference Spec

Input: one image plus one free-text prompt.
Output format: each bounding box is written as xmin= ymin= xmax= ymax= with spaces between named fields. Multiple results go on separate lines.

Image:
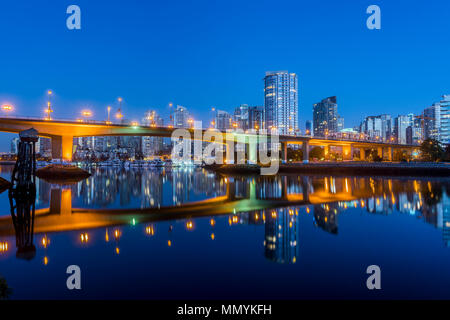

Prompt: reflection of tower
xmin=172 ymin=169 xmax=192 ymax=205
xmin=313 ymin=204 xmax=338 ymax=234
xmin=9 ymin=129 xmax=38 ymax=260
xmin=264 ymin=208 xmax=298 ymax=264
xmin=9 ymin=183 xmax=36 ymax=260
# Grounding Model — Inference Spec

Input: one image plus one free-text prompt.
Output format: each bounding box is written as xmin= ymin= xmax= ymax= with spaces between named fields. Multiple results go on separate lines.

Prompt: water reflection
xmin=9 ymin=186 xmax=36 ymax=260
xmin=36 ymin=167 xmax=227 ymax=209
xmin=0 ymin=167 xmax=449 ymax=267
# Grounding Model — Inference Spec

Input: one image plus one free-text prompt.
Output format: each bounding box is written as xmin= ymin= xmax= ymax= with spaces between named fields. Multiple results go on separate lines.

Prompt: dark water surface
xmin=0 ymin=165 xmax=449 ymax=299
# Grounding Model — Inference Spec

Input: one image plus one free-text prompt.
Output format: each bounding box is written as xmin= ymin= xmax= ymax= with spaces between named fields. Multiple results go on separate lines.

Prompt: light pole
xmin=116 ymin=97 xmax=123 ymax=123
xmin=1 ymin=104 xmax=13 ymax=117
xmin=107 ymin=106 xmax=111 ymax=124
xmin=45 ymin=90 xmax=53 ymax=120
xmin=168 ymin=102 xmax=174 ymax=128
xmin=81 ymin=109 xmax=92 ymax=122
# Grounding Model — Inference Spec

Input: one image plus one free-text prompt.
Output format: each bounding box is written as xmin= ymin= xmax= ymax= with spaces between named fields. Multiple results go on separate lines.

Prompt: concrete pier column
xmin=359 ymin=148 xmax=365 ymax=161
xmin=385 ymin=147 xmax=393 ymax=161
xmin=51 ymin=135 xmax=74 ymax=162
xmin=343 ymin=145 xmax=353 ymax=161
xmin=302 ymin=141 xmax=310 ymax=163
xmin=62 ymin=136 xmax=74 ymax=162
xmin=226 ymin=141 xmax=235 ymax=164
xmin=324 ymin=145 xmax=330 ymax=161
xmin=377 ymin=147 xmax=383 ymax=159
xmin=281 ymin=142 xmax=287 ymax=163
xmin=247 ymin=133 xmax=257 ymax=164
xmin=51 ymin=136 xmax=62 ymax=160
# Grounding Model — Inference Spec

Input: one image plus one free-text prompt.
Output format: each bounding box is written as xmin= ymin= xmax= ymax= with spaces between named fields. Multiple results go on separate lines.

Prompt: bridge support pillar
xmin=377 ymin=147 xmax=383 ymax=159
xmin=225 ymin=141 xmax=235 ymax=164
xmin=247 ymin=133 xmax=257 ymax=164
xmin=324 ymin=145 xmax=330 ymax=161
xmin=51 ymin=136 xmax=74 ymax=162
xmin=387 ymin=147 xmax=393 ymax=161
xmin=343 ymin=145 xmax=353 ymax=161
xmin=302 ymin=141 xmax=309 ymax=163
xmin=359 ymin=148 xmax=365 ymax=161
xmin=281 ymin=142 xmax=287 ymax=163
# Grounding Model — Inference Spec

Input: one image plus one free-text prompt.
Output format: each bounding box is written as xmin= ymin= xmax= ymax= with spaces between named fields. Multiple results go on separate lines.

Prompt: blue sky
xmin=0 ymin=0 xmax=449 ymax=150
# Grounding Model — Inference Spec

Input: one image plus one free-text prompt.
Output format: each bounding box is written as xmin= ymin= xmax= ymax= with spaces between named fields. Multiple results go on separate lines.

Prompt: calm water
xmin=0 ymin=164 xmax=449 ymax=299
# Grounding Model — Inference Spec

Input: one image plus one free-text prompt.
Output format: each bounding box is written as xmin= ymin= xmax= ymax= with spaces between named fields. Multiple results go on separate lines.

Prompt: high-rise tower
xmin=264 ymin=71 xmax=299 ymax=135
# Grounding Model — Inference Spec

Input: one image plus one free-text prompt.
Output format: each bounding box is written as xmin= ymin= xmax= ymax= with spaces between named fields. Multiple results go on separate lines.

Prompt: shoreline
xmin=211 ymin=162 xmax=450 ymax=177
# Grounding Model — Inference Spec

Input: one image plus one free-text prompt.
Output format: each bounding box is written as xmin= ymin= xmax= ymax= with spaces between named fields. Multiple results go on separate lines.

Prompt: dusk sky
xmin=0 ymin=0 xmax=449 ymax=150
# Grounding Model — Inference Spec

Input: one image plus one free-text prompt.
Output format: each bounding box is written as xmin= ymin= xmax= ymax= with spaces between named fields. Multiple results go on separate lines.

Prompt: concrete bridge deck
xmin=0 ymin=117 xmax=419 ymax=162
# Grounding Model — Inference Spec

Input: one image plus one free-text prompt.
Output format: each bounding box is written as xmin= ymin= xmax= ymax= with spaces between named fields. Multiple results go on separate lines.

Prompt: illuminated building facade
xmin=264 ymin=71 xmax=299 ymax=135
xmin=313 ymin=96 xmax=338 ymax=137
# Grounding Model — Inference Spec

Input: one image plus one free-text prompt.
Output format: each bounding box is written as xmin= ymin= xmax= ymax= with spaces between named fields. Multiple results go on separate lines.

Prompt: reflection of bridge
xmin=0 ymin=117 xmax=418 ymax=162
xmin=0 ymin=176 xmax=425 ymax=236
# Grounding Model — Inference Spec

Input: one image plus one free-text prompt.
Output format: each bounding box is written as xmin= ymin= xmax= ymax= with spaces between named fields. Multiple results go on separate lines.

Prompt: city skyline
xmin=1 ymin=1 xmax=449 ymax=150
xmin=3 ymin=86 xmax=449 ymax=155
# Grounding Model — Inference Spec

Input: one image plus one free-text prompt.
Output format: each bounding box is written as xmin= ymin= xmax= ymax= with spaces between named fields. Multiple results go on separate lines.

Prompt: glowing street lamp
xmin=45 ymin=90 xmax=53 ymax=120
xmin=1 ymin=104 xmax=13 ymax=116
xmin=81 ymin=109 xmax=92 ymax=121
xmin=107 ymin=106 xmax=112 ymax=124
xmin=116 ymin=97 xmax=123 ymax=122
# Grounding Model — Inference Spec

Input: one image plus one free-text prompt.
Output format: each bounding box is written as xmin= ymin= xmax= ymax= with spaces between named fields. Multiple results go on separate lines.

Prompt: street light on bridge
xmin=45 ymin=90 xmax=53 ymax=120
xmin=81 ymin=109 xmax=93 ymax=121
xmin=1 ymin=104 xmax=13 ymax=116
xmin=107 ymin=106 xmax=112 ymax=124
xmin=116 ymin=97 xmax=124 ymax=122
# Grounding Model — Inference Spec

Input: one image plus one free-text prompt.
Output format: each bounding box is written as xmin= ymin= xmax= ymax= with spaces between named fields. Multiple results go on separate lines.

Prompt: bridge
xmin=0 ymin=117 xmax=419 ymax=162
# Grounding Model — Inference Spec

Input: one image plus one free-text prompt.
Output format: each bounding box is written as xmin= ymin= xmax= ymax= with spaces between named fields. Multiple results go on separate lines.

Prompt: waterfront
xmin=0 ymin=165 xmax=450 ymax=299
